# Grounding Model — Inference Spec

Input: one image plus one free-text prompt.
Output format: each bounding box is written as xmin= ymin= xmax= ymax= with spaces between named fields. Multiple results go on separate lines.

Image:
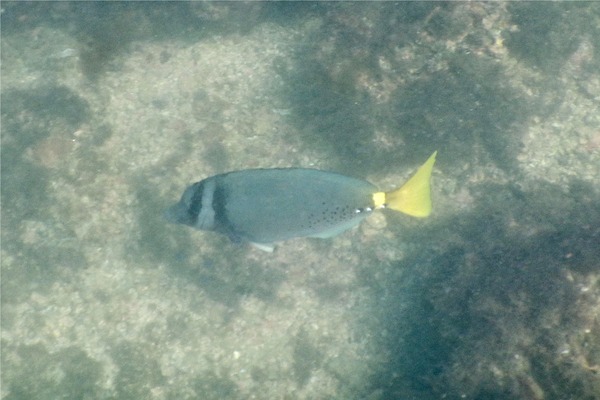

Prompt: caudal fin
xmin=385 ymin=151 xmax=437 ymax=217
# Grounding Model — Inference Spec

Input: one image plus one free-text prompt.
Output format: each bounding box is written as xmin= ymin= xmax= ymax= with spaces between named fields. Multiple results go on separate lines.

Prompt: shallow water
xmin=2 ymin=3 xmax=599 ymax=399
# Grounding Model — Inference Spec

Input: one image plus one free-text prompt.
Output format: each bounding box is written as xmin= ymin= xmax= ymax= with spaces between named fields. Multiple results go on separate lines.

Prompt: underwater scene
xmin=1 ymin=2 xmax=599 ymax=399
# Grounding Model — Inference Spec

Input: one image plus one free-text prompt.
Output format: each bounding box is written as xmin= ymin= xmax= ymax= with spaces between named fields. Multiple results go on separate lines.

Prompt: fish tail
xmin=381 ymin=151 xmax=437 ymax=217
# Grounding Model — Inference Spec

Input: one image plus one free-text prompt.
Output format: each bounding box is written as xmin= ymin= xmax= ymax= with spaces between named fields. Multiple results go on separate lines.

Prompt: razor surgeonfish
xmin=165 ymin=151 xmax=437 ymax=252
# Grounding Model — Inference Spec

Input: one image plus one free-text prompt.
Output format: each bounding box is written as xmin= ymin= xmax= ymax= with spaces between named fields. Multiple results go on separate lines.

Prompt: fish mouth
xmin=164 ymin=203 xmax=190 ymax=225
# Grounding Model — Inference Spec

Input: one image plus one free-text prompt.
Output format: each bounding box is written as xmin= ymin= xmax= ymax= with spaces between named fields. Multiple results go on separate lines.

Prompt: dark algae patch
xmin=360 ymin=179 xmax=600 ymax=399
xmin=292 ymin=329 xmax=324 ymax=387
xmin=3 ymin=345 xmax=103 ymax=400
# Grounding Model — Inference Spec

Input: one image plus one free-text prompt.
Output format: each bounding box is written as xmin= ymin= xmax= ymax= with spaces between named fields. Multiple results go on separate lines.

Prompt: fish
xmin=165 ymin=151 xmax=437 ymax=252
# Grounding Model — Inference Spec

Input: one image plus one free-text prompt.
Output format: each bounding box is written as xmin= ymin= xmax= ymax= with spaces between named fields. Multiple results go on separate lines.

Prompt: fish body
xmin=166 ymin=152 xmax=436 ymax=251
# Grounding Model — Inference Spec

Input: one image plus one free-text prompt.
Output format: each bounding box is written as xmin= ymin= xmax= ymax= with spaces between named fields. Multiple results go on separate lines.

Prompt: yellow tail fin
xmin=384 ymin=151 xmax=437 ymax=217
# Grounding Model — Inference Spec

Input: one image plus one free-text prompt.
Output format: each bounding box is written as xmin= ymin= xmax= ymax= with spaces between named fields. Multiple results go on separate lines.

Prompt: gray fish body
xmin=165 ymin=168 xmax=377 ymax=249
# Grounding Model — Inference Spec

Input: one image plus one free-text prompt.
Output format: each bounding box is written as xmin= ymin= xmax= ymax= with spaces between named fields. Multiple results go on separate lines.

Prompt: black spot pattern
xmin=304 ymin=202 xmax=370 ymax=231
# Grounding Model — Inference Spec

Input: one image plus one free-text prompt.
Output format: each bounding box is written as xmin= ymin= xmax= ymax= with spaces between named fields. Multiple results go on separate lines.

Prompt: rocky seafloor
xmin=2 ymin=3 xmax=599 ymax=399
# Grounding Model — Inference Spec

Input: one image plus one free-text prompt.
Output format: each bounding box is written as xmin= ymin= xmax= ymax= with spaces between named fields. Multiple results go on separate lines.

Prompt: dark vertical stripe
xmin=187 ymin=181 xmax=205 ymax=224
xmin=212 ymin=179 xmax=240 ymax=242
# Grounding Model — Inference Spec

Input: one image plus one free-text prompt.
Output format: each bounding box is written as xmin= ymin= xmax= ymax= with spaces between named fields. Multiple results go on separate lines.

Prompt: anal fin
xmin=250 ymin=242 xmax=275 ymax=252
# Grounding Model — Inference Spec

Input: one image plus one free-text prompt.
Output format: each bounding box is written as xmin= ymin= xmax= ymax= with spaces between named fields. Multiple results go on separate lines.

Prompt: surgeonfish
xmin=165 ymin=151 xmax=437 ymax=252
